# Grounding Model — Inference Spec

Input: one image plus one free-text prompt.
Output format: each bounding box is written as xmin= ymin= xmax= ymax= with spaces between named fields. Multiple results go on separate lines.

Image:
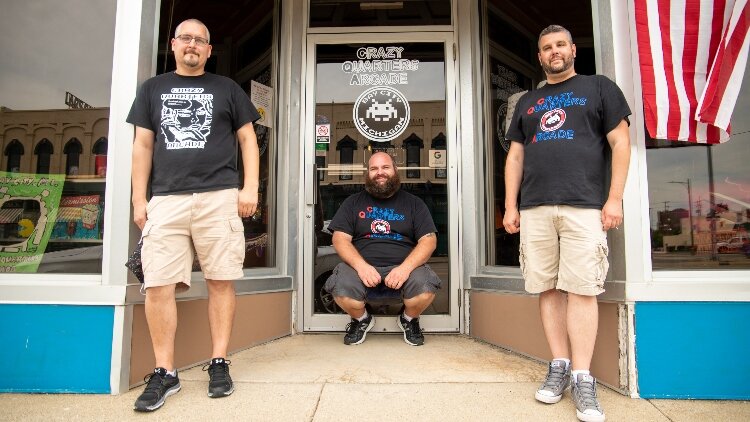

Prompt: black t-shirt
xmin=329 ymin=190 xmax=437 ymax=267
xmin=506 ymin=74 xmax=631 ymax=209
xmin=127 ymin=72 xmax=261 ymax=195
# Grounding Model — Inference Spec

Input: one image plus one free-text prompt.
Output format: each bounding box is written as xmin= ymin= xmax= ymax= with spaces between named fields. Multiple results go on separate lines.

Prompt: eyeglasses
xmin=175 ymin=34 xmax=209 ymax=46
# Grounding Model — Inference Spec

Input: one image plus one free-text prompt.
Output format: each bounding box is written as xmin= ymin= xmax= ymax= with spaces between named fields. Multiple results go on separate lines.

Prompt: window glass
xmin=481 ymin=0 xmax=595 ymax=266
xmin=0 ymin=0 xmax=115 ymax=274
xmin=157 ymin=0 xmax=278 ymax=269
xmin=646 ymin=61 xmax=750 ymax=270
xmin=310 ymin=0 xmax=451 ymax=27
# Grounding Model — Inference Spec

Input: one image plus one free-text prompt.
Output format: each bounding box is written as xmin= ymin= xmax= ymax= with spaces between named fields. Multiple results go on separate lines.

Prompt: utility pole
xmin=668 ymin=179 xmax=694 ymax=249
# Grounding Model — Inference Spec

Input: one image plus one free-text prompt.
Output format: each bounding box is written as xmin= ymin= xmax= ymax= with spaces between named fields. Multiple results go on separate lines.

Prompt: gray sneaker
xmin=571 ymin=374 xmax=606 ymax=422
xmin=534 ymin=360 xmax=571 ymax=403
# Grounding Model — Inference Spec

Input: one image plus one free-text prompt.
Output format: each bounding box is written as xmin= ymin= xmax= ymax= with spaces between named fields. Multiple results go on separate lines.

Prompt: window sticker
xmin=353 ymin=86 xmax=410 ymax=142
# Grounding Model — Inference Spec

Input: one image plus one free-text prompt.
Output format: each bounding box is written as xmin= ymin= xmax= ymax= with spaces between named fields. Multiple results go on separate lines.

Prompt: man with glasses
xmin=503 ymin=25 xmax=631 ymax=422
xmin=127 ymin=18 xmax=261 ymax=412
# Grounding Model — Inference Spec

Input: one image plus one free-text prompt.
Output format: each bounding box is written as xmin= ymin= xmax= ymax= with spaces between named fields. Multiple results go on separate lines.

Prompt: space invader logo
xmin=366 ymin=99 xmax=397 ymax=121
xmin=353 ymin=86 xmax=410 ymax=142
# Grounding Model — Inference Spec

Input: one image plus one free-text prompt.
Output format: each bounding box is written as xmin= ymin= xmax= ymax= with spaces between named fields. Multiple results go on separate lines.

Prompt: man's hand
xmin=133 ymin=201 xmax=148 ymax=231
xmin=503 ymin=206 xmax=521 ymax=234
xmin=238 ymin=188 xmax=258 ymax=218
xmin=384 ymin=264 xmax=412 ymax=289
xmin=355 ymin=264 xmax=381 ymax=288
xmin=601 ymin=198 xmax=623 ymax=231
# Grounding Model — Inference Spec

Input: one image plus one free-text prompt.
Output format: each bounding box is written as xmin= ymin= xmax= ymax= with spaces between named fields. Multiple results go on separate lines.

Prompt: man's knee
xmin=402 ymin=265 xmax=441 ymax=299
xmin=403 ymin=291 xmax=435 ymax=303
xmin=145 ymin=284 xmax=177 ymax=301
xmin=206 ymin=279 xmax=236 ymax=294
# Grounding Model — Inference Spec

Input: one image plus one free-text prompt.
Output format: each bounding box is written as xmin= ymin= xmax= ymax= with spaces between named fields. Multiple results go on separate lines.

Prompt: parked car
xmin=715 ymin=235 xmax=749 ymax=254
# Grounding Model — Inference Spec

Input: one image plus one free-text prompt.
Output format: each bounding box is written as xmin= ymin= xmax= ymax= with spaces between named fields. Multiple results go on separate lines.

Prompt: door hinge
xmin=452 ymin=43 xmax=457 ymax=61
xmin=457 ymin=289 xmax=462 ymax=308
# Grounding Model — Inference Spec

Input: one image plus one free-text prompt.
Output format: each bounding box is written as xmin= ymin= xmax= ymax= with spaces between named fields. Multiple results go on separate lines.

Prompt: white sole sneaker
xmin=535 ymin=390 xmax=563 ymax=404
xmin=576 ymin=409 xmax=606 ymax=422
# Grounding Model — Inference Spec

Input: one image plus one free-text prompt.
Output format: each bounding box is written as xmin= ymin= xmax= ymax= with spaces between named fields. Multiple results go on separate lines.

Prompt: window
xmin=0 ymin=0 xmax=114 ymax=275
xmin=63 ymin=138 xmax=83 ymax=176
xmin=34 ymin=139 xmax=54 ymax=174
xmin=480 ymin=0 xmax=595 ymax=266
xmin=337 ymin=136 xmax=357 ymax=181
xmin=309 ymin=0 xmax=451 ymax=27
xmin=4 ymin=140 xmax=24 ymax=173
xmin=403 ymin=133 xmax=423 ymax=179
xmin=156 ymin=0 xmax=279 ymax=269
xmin=646 ymin=61 xmax=750 ymax=270
xmin=92 ymin=137 xmax=107 ymax=177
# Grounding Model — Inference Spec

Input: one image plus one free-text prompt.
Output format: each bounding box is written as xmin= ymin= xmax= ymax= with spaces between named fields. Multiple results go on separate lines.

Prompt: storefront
xmin=1 ymin=0 xmax=748 ymax=399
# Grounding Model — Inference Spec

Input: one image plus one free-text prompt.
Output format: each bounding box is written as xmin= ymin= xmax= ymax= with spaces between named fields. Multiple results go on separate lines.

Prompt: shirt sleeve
xmin=231 ymin=81 xmax=262 ymax=130
xmin=599 ymin=76 xmax=632 ymax=134
xmin=126 ymin=81 xmax=154 ymax=131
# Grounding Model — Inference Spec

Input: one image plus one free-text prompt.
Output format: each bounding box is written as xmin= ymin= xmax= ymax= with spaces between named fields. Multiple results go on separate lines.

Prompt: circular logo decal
xmin=371 ymin=219 xmax=391 ymax=235
xmin=540 ymin=108 xmax=566 ymax=132
xmin=496 ymin=102 xmax=512 ymax=152
xmin=353 ymin=86 xmax=410 ymax=142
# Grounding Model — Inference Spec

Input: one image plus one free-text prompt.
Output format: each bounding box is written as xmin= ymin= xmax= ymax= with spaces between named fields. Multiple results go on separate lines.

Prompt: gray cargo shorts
xmin=324 ymin=262 xmax=441 ymax=302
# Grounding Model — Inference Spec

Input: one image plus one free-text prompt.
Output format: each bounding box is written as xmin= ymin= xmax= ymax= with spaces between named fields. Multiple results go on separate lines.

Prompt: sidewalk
xmin=1 ymin=334 xmax=748 ymax=421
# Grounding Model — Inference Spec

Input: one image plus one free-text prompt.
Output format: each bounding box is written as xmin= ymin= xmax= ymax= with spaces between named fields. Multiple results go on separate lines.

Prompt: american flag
xmin=635 ymin=0 xmax=750 ymax=144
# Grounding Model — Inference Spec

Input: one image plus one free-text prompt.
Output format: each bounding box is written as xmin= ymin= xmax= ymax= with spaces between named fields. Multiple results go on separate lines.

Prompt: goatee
xmin=542 ymin=55 xmax=574 ymax=75
xmin=365 ymin=172 xmax=401 ymax=199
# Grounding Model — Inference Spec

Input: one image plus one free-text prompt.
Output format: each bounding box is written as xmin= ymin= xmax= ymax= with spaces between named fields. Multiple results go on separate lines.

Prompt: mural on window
xmin=0 ymin=0 xmax=114 ymax=274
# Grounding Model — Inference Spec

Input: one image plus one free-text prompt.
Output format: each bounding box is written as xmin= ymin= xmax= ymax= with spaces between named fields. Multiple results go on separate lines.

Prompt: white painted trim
xmin=0 ymin=284 xmax=125 ymax=305
xmin=110 ymin=305 xmax=127 ymax=394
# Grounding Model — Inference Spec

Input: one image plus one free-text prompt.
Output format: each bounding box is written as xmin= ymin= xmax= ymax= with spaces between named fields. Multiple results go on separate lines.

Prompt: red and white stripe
xmin=635 ymin=0 xmax=750 ymax=144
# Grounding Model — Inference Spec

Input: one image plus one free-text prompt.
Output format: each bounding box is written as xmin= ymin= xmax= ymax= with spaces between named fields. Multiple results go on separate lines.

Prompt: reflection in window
xmin=403 ymin=133 xmax=423 ymax=179
xmin=647 ymin=139 xmax=750 ymax=270
xmin=5 ymin=140 xmax=24 ymax=173
xmin=431 ymin=132 xmax=446 ymax=179
xmin=34 ymin=139 xmax=54 ymax=174
xmin=64 ymin=138 xmax=83 ymax=176
xmin=0 ymin=1 xmax=114 ymax=275
xmin=92 ymin=137 xmax=107 ymax=177
xmin=337 ymin=136 xmax=357 ymax=181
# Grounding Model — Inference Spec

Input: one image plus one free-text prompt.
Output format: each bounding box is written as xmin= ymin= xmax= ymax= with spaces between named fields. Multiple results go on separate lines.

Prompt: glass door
xmin=302 ymin=33 xmax=459 ymax=332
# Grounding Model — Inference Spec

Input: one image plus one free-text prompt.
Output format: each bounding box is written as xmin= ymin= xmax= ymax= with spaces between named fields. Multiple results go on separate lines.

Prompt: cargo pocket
xmin=139 ymin=221 xmax=154 ymax=272
xmin=519 ymin=243 xmax=528 ymax=279
xmin=594 ymin=242 xmax=609 ymax=287
xmin=227 ymin=217 xmax=246 ymax=266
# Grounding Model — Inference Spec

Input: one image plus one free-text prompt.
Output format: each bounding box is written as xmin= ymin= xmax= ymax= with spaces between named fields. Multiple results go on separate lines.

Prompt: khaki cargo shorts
xmin=141 ymin=188 xmax=245 ymax=292
xmin=519 ymin=205 xmax=609 ymax=296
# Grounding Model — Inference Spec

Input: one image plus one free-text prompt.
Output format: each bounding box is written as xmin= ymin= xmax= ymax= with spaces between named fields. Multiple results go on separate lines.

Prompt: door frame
xmin=300 ymin=31 xmax=461 ymax=332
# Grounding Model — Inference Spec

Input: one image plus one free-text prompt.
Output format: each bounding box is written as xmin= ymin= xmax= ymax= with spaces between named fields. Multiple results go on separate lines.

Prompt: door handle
xmin=305 ymin=162 xmax=318 ymax=205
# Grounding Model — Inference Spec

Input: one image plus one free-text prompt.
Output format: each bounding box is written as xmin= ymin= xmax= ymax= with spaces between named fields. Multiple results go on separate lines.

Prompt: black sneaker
xmin=343 ymin=314 xmax=375 ymax=345
xmin=202 ymin=357 xmax=234 ymax=398
xmin=133 ymin=367 xmax=181 ymax=412
xmin=397 ymin=312 xmax=425 ymax=346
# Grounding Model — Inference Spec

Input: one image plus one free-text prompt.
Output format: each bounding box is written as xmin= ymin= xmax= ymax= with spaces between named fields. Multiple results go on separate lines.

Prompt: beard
xmin=181 ymin=50 xmax=201 ymax=68
xmin=365 ymin=172 xmax=401 ymax=199
xmin=541 ymin=54 xmax=574 ymax=75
